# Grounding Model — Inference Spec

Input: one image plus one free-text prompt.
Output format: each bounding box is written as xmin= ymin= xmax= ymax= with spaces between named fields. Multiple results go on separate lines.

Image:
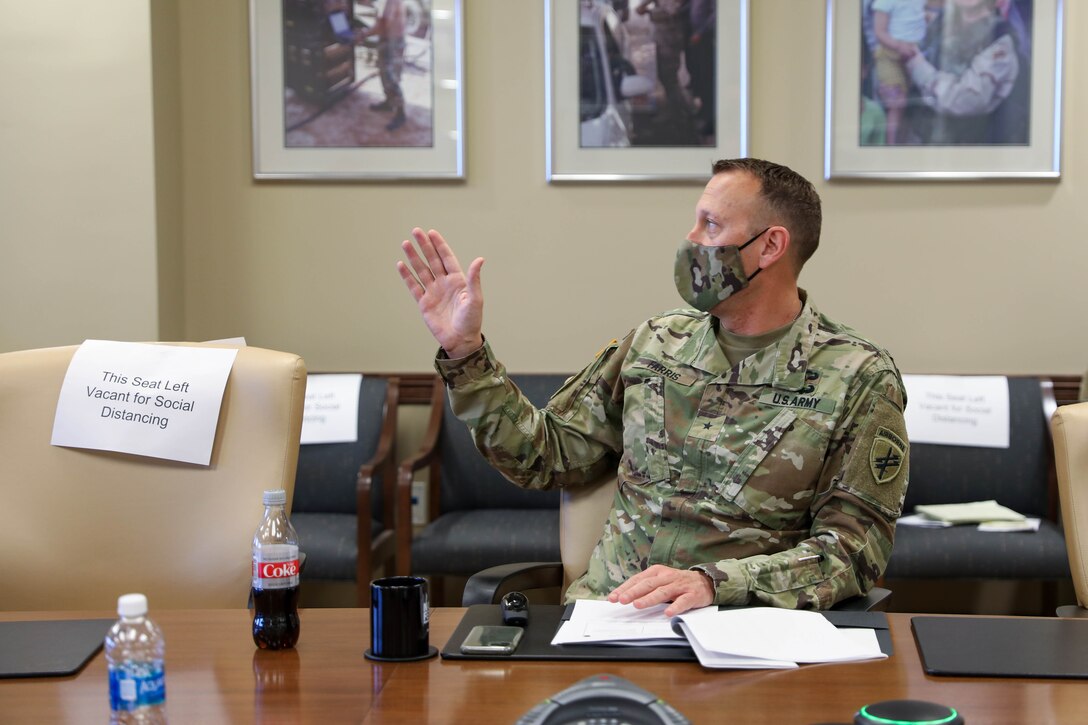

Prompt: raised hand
xmin=396 ymin=228 xmax=485 ymax=359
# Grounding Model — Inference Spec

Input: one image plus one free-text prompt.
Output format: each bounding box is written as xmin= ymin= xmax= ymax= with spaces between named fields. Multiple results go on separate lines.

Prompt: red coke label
xmin=257 ymin=559 xmax=299 ymax=579
xmin=252 ymin=544 xmax=300 ymax=589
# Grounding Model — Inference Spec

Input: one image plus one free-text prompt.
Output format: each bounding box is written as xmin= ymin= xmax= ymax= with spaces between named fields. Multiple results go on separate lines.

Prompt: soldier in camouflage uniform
xmin=359 ymin=0 xmax=407 ymax=132
xmin=396 ymin=158 xmax=909 ymax=616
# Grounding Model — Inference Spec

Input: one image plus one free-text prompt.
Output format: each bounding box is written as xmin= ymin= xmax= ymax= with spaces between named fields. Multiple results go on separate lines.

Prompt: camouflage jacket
xmin=435 ymin=293 xmax=909 ymax=610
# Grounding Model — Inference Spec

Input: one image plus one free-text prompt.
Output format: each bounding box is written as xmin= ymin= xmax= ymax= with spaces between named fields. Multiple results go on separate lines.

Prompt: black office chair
xmin=884 ymin=378 xmax=1069 ymax=593
xmin=396 ymin=375 xmax=568 ymax=604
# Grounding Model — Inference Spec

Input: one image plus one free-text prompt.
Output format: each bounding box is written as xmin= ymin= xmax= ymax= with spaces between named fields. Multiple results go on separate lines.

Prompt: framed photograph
xmin=825 ymin=0 xmax=1063 ymax=180
xmin=250 ymin=0 xmax=464 ymax=180
xmin=545 ymin=0 xmax=749 ymax=182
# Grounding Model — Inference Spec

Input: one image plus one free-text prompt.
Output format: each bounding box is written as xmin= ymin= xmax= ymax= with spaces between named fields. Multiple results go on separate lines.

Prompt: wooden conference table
xmin=1 ymin=608 xmax=1085 ymax=724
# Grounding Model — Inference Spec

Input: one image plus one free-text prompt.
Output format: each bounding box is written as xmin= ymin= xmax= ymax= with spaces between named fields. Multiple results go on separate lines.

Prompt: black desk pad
xmin=441 ymin=605 xmax=891 ymax=662
xmin=912 ymin=616 xmax=1088 ymax=679
xmin=442 ymin=605 xmax=697 ymax=661
xmin=0 ymin=619 xmax=113 ymax=678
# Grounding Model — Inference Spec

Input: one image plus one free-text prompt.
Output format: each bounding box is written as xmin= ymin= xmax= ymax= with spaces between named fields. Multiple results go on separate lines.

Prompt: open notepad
xmin=551 ymin=600 xmax=888 ymax=669
xmin=898 ymin=500 xmax=1041 ymax=533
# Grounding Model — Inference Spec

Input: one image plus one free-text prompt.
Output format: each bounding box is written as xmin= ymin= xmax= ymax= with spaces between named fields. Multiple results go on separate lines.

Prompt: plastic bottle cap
xmin=117 ymin=593 xmax=148 ymax=618
xmin=263 ymin=489 xmax=287 ymax=506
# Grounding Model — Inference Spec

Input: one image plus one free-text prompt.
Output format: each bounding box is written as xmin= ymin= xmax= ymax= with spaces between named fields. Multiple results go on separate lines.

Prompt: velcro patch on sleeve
xmin=838 ymin=394 xmax=909 ymax=518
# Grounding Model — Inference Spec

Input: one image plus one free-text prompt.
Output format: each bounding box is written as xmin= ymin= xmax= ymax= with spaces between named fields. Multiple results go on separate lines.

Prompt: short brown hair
xmin=711 ymin=158 xmax=822 ymax=268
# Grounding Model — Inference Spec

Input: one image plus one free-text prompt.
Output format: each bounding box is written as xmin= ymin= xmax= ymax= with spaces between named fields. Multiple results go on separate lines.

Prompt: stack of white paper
xmin=551 ymin=600 xmax=688 ymax=647
xmin=674 ymin=606 xmax=886 ymax=669
xmin=551 ymin=600 xmax=887 ymax=669
xmin=896 ymin=513 xmax=953 ymax=528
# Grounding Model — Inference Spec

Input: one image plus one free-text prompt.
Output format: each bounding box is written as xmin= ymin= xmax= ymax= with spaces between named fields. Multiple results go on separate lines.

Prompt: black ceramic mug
xmin=364 ymin=576 xmax=437 ymax=661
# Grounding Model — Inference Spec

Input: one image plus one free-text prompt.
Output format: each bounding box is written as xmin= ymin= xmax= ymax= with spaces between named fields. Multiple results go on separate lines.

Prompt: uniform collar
xmin=672 ymin=290 xmax=816 ymax=391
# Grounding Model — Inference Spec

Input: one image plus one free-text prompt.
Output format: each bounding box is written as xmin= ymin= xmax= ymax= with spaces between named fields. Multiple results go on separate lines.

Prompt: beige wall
xmin=173 ymin=0 xmax=1086 ymax=376
xmin=151 ymin=0 xmax=185 ymax=342
xmin=5 ymin=1 xmax=1086 ymax=377
xmin=0 ymin=0 xmax=159 ymax=352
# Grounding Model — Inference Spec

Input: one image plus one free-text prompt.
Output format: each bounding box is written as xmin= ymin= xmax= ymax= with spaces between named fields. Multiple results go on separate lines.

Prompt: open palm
xmin=396 ymin=228 xmax=485 ymax=359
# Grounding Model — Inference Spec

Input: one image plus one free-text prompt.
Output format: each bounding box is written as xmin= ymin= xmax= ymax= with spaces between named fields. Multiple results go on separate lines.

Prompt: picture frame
xmin=249 ymin=0 xmax=464 ymax=180
xmin=825 ymin=0 xmax=1063 ymax=180
xmin=545 ymin=0 xmax=749 ymax=182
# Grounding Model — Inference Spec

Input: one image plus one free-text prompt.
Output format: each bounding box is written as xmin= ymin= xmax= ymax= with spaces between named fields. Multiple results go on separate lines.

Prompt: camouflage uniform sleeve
xmin=434 ymin=334 xmax=632 ymax=490
xmin=694 ymin=364 xmax=909 ymax=609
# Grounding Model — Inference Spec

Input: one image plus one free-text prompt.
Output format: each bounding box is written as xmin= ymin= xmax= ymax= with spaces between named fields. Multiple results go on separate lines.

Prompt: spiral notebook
xmin=0 ymin=619 xmax=113 ymax=678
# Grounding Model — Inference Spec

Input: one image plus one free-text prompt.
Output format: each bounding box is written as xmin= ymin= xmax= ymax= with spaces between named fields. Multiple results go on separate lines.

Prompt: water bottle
xmin=105 ymin=593 xmax=167 ymax=724
xmin=252 ymin=488 xmax=301 ymax=649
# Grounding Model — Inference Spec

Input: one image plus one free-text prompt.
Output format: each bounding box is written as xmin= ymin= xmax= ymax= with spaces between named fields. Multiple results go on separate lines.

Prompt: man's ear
xmin=758 ymin=226 xmax=791 ymax=269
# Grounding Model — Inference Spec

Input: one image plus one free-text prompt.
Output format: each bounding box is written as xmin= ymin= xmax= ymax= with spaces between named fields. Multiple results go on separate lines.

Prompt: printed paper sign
xmin=902 ymin=375 xmax=1010 ymax=448
xmin=300 ymin=374 xmax=362 ymax=444
xmin=51 ymin=340 xmax=239 ymax=464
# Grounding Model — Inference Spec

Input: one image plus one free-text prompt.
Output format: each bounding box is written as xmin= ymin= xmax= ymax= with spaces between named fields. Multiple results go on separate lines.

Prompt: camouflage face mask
xmin=673 ymin=228 xmax=769 ymax=311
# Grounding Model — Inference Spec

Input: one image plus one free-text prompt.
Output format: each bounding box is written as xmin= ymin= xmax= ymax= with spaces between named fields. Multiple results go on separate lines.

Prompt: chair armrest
xmin=831 ymin=586 xmax=892 ymax=612
xmin=357 ymin=377 xmax=400 ymax=504
xmin=395 ymin=377 xmax=446 ymax=575
xmin=461 ymin=562 xmax=565 ymax=606
xmin=355 ymin=378 xmax=401 ymax=596
xmin=397 ymin=377 xmax=446 ymax=477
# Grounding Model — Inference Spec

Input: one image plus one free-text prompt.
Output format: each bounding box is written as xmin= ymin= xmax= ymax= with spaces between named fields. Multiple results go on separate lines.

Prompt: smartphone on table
xmin=459 ymin=625 xmax=524 ymax=655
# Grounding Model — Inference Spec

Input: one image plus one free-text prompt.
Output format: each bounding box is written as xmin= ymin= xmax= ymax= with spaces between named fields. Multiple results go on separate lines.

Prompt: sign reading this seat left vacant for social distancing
xmin=51 ymin=340 xmax=239 ymax=465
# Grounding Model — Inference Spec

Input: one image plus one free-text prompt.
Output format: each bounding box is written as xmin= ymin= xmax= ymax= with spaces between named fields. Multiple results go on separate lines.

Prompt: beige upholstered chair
xmin=558 ymin=475 xmax=620 ymax=593
xmin=0 ymin=343 xmax=306 ymax=610
xmin=462 ymin=473 xmax=891 ymax=612
xmin=1053 ymin=402 xmax=1088 ymax=617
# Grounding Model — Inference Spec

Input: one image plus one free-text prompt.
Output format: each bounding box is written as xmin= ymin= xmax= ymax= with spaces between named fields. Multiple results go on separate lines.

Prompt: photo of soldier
xmin=686 ymin=0 xmax=716 ymax=138
xmin=906 ymin=0 xmax=1030 ymax=145
xmin=282 ymin=0 xmax=434 ymax=148
xmin=857 ymin=0 xmax=1033 ymax=146
xmin=358 ymin=0 xmax=407 ymax=132
xmin=635 ymin=0 xmax=689 ymax=116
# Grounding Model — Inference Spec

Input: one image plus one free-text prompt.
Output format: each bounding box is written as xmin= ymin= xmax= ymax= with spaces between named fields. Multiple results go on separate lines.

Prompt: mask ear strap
xmin=738 ymin=227 xmax=770 ymax=282
xmin=738 ymin=226 xmax=771 ymax=251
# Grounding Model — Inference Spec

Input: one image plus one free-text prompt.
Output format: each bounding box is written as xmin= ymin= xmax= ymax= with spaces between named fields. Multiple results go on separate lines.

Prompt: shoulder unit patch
xmin=869 ymin=426 xmax=906 ymax=484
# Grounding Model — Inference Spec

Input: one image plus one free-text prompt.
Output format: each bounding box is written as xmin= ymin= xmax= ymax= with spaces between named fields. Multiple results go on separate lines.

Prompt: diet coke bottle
xmin=251 ymin=489 xmax=300 ymax=649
